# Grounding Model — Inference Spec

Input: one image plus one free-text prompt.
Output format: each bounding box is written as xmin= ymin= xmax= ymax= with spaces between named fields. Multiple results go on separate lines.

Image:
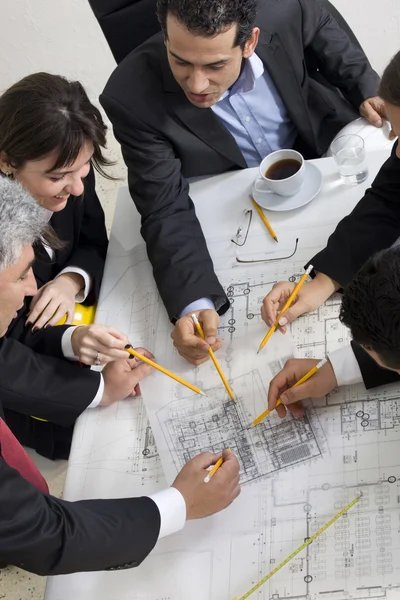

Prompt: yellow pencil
xmin=257 ymin=264 xmax=313 ymax=354
xmin=191 ymin=314 xmax=236 ymax=401
xmin=204 ymin=449 xmax=231 ymax=482
xmin=251 ymin=197 xmax=278 ymax=242
xmin=125 ymin=344 xmax=206 ymax=397
xmin=252 ymin=359 xmax=327 ymax=426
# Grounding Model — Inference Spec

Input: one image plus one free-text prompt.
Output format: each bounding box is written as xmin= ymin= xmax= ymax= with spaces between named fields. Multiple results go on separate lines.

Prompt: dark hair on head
xmin=156 ymin=0 xmax=257 ymax=49
xmin=340 ymin=247 xmax=400 ymax=370
xmin=379 ymin=51 xmax=400 ymax=107
xmin=0 ymin=72 xmax=115 ymax=180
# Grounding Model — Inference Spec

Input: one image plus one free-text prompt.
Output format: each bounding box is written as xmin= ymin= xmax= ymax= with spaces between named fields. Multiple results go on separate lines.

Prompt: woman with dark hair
xmin=0 ymin=72 xmax=111 ymax=329
xmin=0 ymin=73 xmax=137 ymax=459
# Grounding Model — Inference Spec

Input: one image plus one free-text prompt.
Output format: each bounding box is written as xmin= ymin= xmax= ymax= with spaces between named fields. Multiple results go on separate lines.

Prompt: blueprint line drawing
xmin=156 ymin=370 xmax=324 ymax=485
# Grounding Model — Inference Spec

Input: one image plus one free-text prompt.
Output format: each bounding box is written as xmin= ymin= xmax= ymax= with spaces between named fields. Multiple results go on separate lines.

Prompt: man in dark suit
xmin=0 ymin=177 xmax=240 ymax=574
xmin=101 ymin=0 xmax=382 ymax=365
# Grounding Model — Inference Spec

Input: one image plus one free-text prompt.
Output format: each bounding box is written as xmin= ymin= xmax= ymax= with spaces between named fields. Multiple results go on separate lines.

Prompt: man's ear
xmin=242 ymin=27 xmax=260 ymax=59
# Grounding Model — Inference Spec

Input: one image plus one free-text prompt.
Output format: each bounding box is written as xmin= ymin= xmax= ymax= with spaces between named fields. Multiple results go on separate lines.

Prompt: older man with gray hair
xmin=0 ymin=177 xmax=240 ymax=575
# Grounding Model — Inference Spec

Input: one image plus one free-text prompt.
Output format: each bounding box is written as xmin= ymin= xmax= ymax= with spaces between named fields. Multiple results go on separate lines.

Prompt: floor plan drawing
xmin=156 ymin=370 xmax=324 ymax=484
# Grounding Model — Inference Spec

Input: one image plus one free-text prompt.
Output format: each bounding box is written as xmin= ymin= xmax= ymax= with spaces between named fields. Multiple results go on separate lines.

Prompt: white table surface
xmin=45 ymin=149 xmax=392 ymax=599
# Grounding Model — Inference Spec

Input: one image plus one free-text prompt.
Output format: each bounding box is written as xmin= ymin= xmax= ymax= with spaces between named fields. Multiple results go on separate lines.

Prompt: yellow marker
xmin=257 ymin=265 xmax=313 ymax=354
xmin=125 ymin=345 xmax=206 ymax=397
xmin=251 ymin=197 xmax=278 ymax=242
xmin=192 ymin=314 xmax=236 ymax=401
xmin=233 ymin=493 xmax=362 ymax=600
xmin=204 ymin=449 xmax=231 ymax=482
xmin=252 ymin=359 xmax=327 ymax=426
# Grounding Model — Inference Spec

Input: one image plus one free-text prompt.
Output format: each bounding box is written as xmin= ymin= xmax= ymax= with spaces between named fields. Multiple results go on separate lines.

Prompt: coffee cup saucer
xmin=252 ymin=162 xmax=322 ymax=212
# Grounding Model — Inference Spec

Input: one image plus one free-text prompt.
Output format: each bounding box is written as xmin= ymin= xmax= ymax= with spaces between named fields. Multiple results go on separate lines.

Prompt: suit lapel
xmin=162 ymin=56 xmax=247 ymax=169
xmin=162 ymin=28 xmax=314 ymax=166
xmin=256 ymin=29 xmax=314 ymax=143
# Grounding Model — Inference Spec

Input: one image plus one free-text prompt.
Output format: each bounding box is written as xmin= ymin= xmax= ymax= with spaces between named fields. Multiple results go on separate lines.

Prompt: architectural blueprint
xmin=46 ymin=158 xmax=400 ymax=600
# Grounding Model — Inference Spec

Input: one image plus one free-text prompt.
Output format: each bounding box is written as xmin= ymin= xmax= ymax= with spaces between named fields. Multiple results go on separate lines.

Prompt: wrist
xmin=59 ymin=272 xmax=84 ymax=295
xmin=314 ymin=272 xmax=340 ymax=296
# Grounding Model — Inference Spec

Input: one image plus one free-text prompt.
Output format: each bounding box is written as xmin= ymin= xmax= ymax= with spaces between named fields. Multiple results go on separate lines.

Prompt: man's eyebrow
xmin=169 ymin=50 xmax=230 ymax=67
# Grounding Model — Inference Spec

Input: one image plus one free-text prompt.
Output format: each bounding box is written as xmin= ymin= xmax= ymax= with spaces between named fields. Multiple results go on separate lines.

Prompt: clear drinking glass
xmin=330 ymin=134 xmax=368 ymax=185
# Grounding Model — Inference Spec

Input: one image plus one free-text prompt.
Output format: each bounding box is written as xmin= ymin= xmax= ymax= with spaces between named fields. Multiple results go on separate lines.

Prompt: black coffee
xmin=265 ymin=158 xmax=301 ymax=180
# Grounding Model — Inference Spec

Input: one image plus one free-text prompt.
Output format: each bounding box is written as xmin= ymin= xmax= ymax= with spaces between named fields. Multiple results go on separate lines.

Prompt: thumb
xmin=278 ymin=302 xmax=306 ymax=327
xmin=362 ymin=103 xmax=383 ymax=127
xmin=130 ymin=362 xmax=154 ymax=383
xmin=191 ymin=451 xmax=220 ymax=470
xmin=200 ymin=310 xmax=219 ymax=345
xmin=280 ymin=381 xmax=315 ymax=405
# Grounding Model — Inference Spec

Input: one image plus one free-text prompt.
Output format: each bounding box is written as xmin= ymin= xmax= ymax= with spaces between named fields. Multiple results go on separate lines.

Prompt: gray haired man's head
xmin=0 ymin=177 xmax=47 ymax=271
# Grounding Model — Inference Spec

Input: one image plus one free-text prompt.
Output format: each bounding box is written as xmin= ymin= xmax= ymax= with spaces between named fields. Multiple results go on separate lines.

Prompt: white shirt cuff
xmin=56 ymin=267 xmax=93 ymax=303
xmin=149 ymin=487 xmax=187 ymax=539
xmin=87 ymin=374 xmax=104 ymax=409
xmin=179 ymin=297 xmax=214 ymax=319
xmin=328 ymin=345 xmax=363 ymax=386
xmin=61 ymin=326 xmax=79 ymax=360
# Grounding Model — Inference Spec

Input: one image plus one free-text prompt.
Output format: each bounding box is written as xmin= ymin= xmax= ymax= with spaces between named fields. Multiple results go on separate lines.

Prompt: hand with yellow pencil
xmin=69 ymin=324 xmax=131 ymax=366
xmin=172 ymin=449 xmax=240 ymax=519
xmin=267 ymin=357 xmax=338 ymax=419
xmin=261 ymin=272 xmax=340 ymax=334
xmin=257 ymin=265 xmax=313 ymax=353
xmin=171 ymin=308 xmax=222 ymax=365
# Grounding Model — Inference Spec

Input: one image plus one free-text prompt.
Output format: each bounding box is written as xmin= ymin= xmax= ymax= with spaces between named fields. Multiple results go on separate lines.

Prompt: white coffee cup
xmin=254 ymin=149 xmax=305 ymax=197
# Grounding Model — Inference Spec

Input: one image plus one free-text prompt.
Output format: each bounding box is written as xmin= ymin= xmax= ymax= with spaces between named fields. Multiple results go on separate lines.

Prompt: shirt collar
xmin=44 ymin=208 xmax=53 ymax=223
xmin=216 ymin=53 xmax=264 ymax=103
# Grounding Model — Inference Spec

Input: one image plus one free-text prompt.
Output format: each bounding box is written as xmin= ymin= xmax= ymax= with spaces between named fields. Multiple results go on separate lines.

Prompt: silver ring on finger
xmin=94 ymin=351 xmax=101 ymax=366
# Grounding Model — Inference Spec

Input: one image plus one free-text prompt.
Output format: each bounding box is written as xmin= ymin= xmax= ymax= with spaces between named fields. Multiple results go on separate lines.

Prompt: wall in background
xmin=0 ymin=1 xmax=399 ymax=108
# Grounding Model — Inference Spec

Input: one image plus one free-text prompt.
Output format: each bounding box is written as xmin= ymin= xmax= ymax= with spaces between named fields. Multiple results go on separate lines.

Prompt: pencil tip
xmin=256 ymin=348 xmax=261 ymax=355
xmin=274 ymin=237 xmax=278 ymax=243
xmin=199 ymin=391 xmax=207 ymax=397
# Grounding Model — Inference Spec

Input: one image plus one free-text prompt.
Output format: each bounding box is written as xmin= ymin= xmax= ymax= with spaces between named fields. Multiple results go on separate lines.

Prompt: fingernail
xmin=44 ymin=324 xmax=50 ymax=329
xmin=26 ymin=321 xmax=31 ymax=328
xmin=207 ymin=336 xmax=216 ymax=345
xmin=279 ymin=317 xmax=288 ymax=326
xmin=32 ymin=327 xmax=38 ymax=334
xmin=128 ymin=353 xmax=135 ymax=360
xmin=124 ymin=344 xmax=132 ymax=350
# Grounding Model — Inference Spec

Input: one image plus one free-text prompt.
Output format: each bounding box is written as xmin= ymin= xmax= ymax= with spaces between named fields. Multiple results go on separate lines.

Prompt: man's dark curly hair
xmin=340 ymin=247 xmax=400 ymax=370
xmin=156 ymin=0 xmax=257 ymax=49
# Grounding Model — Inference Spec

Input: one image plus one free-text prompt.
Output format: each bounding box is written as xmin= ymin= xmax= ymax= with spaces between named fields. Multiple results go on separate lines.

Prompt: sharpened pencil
xmin=257 ymin=265 xmax=313 ymax=354
xmin=251 ymin=197 xmax=278 ymax=242
xmin=125 ymin=344 xmax=206 ymax=397
xmin=191 ymin=314 xmax=236 ymax=401
xmin=252 ymin=359 xmax=327 ymax=426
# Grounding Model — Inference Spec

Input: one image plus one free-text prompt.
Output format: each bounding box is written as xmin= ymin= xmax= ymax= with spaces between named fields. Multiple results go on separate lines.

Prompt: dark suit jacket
xmin=0 ymin=404 xmax=161 ymax=575
xmin=33 ymin=164 xmax=108 ymax=301
xmin=310 ymin=142 xmax=400 ymax=389
xmin=1 ymin=165 xmax=108 ymax=458
xmin=100 ymin=0 xmax=379 ymax=321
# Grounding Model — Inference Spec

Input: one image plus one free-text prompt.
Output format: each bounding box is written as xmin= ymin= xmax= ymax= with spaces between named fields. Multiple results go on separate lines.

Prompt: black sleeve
xmin=100 ymin=93 xmax=229 ymax=322
xmin=0 ymin=337 xmax=100 ymax=425
xmin=64 ymin=166 xmax=109 ymax=301
xmin=309 ymin=144 xmax=400 ymax=287
xmin=300 ymin=0 xmax=380 ymax=109
xmin=351 ymin=341 xmax=400 ymax=389
xmin=0 ymin=457 xmax=160 ymax=575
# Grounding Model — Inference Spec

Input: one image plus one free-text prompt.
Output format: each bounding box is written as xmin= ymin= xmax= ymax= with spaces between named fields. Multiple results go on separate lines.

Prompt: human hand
xmin=261 ymin=272 xmax=339 ymax=333
xmin=171 ymin=309 xmax=222 ymax=365
xmin=100 ymin=348 xmax=154 ymax=406
xmin=267 ymin=358 xmax=338 ymax=418
xmin=71 ymin=324 xmax=129 ymax=365
xmin=360 ymin=97 xmax=396 ymax=139
xmin=27 ymin=273 xmax=83 ymax=330
xmin=172 ymin=450 xmax=241 ymax=519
